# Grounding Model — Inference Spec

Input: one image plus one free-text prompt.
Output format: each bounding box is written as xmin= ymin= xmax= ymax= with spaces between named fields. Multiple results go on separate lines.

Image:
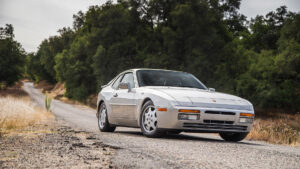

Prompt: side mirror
xmin=209 ymin=88 xmax=215 ymax=92
xmin=118 ymin=83 xmax=131 ymax=92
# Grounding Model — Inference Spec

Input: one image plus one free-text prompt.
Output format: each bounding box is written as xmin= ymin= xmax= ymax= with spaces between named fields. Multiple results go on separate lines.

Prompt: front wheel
xmin=140 ymin=100 xmax=166 ymax=138
xmin=219 ymin=132 xmax=249 ymax=142
xmin=98 ymin=103 xmax=116 ymax=132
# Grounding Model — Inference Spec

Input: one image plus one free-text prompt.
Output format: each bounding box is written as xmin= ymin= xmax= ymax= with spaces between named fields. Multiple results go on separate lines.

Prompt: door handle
xmin=113 ymin=93 xmax=118 ymax=97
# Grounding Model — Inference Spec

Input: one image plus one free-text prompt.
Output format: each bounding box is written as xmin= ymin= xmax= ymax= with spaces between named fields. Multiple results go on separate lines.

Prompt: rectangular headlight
xmin=178 ymin=113 xmax=200 ymax=120
xmin=239 ymin=117 xmax=253 ymax=123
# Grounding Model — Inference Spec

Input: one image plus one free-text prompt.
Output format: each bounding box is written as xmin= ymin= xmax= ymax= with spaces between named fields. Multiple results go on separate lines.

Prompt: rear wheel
xmin=219 ymin=132 xmax=249 ymax=142
xmin=140 ymin=100 xmax=166 ymax=138
xmin=98 ymin=103 xmax=116 ymax=132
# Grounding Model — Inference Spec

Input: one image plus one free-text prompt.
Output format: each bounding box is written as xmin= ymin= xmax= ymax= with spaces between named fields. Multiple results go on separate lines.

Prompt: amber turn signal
xmin=178 ymin=109 xmax=200 ymax=113
xmin=240 ymin=113 xmax=254 ymax=117
xmin=157 ymin=107 xmax=167 ymax=111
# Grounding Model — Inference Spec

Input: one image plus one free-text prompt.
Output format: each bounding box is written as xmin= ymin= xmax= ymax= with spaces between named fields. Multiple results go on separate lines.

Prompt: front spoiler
xmin=157 ymin=106 xmax=254 ymax=133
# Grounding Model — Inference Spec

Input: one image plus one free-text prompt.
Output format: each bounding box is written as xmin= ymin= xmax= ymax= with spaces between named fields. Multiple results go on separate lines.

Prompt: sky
xmin=0 ymin=0 xmax=299 ymax=53
xmin=240 ymin=0 xmax=300 ymax=18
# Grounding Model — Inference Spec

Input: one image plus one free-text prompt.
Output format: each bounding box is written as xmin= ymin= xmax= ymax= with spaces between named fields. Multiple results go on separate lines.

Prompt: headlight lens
xmin=239 ymin=117 xmax=253 ymax=123
xmin=178 ymin=113 xmax=200 ymax=120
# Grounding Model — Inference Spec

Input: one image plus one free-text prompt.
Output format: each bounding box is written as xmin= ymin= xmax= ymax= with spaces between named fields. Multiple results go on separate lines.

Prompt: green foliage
xmin=0 ymin=24 xmax=25 ymax=87
xmin=55 ymin=35 xmax=96 ymax=101
xmin=25 ymin=53 xmax=51 ymax=83
xmin=26 ymin=1 xmax=300 ymax=112
xmin=242 ymin=6 xmax=294 ymax=52
xmin=236 ymin=13 xmax=300 ymax=112
xmin=37 ymin=28 xmax=75 ymax=83
xmin=25 ymin=28 xmax=75 ymax=83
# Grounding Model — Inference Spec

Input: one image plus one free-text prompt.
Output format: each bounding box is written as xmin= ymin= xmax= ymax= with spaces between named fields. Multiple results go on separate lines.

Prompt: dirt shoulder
xmin=0 ymin=118 xmax=117 ymax=168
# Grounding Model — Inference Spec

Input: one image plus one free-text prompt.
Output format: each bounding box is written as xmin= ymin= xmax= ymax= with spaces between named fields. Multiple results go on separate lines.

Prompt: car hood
xmin=150 ymin=87 xmax=252 ymax=111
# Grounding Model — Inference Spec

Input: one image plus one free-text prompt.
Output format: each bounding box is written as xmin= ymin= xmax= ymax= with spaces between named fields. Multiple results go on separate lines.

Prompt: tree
xmin=55 ymin=35 xmax=96 ymax=101
xmin=0 ymin=24 xmax=25 ymax=87
xmin=25 ymin=52 xmax=51 ymax=82
xmin=27 ymin=1 xmax=300 ymax=113
xmin=150 ymin=0 xmax=232 ymax=87
xmin=242 ymin=6 xmax=295 ymax=52
xmin=236 ymin=13 xmax=300 ymax=112
xmin=73 ymin=11 xmax=85 ymax=31
xmin=36 ymin=27 xmax=75 ymax=83
xmin=0 ymin=24 xmax=14 ymax=39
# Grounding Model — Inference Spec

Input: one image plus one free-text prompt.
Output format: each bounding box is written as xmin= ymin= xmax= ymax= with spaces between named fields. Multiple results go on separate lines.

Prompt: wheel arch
xmin=96 ymin=100 xmax=104 ymax=117
xmin=137 ymin=97 xmax=153 ymax=126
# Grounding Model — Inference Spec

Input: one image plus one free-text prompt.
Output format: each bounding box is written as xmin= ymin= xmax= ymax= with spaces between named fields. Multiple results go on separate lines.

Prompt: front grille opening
xmin=203 ymin=120 xmax=234 ymax=124
xmin=183 ymin=123 xmax=248 ymax=131
xmin=205 ymin=111 xmax=236 ymax=115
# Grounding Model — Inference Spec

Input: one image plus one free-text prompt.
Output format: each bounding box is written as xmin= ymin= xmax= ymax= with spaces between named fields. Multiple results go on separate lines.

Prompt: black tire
xmin=167 ymin=130 xmax=182 ymax=135
xmin=140 ymin=100 xmax=166 ymax=138
xmin=219 ymin=132 xmax=249 ymax=142
xmin=97 ymin=103 xmax=116 ymax=132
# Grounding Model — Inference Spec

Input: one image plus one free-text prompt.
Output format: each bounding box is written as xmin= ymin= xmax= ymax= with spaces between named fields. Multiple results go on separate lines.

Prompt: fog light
xmin=239 ymin=117 xmax=253 ymax=123
xmin=178 ymin=113 xmax=199 ymax=120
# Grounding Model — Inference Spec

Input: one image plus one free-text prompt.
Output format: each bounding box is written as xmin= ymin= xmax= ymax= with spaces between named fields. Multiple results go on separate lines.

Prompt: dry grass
xmin=0 ymin=81 xmax=28 ymax=98
xmin=0 ymin=97 xmax=53 ymax=136
xmin=34 ymin=80 xmax=55 ymax=92
xmin=247 ymin=112 xmax=300 ymax=147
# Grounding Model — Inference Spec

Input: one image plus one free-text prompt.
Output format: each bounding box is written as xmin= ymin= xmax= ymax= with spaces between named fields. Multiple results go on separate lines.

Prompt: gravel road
xmin=23 ymin=82 xmax=300 ymax=169
xmin=0 ymin=119 xmax=115 ymax=168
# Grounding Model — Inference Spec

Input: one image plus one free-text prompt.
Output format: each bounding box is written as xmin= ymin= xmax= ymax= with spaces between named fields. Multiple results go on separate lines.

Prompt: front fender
xmin=135 ymin=90 xmax=175 ymax=127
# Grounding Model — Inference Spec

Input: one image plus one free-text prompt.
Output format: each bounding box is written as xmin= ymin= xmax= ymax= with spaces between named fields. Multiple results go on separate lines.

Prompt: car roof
xmin=129 ymin=68 xmax=183 ymax=73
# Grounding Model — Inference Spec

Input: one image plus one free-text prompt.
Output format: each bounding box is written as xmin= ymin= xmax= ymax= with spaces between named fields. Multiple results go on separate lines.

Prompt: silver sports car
xmin=96 ymin=69 xmax=254 ymax=142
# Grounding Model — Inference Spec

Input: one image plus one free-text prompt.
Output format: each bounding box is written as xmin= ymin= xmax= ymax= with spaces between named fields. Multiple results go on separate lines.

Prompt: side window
xmin=120 ymin=73 xmax=135 ymax=88
xmin=112 ymin=74 xmax=123 ymax=89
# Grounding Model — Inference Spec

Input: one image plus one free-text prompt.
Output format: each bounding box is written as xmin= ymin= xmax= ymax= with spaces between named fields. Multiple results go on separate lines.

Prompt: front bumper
xmin=156 ymin=106 xmax=254 ymax=133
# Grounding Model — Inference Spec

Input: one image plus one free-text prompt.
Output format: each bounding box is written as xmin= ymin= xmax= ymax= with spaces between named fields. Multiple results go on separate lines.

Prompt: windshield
xmin=136 ymin=70 xmax=207 ymax=89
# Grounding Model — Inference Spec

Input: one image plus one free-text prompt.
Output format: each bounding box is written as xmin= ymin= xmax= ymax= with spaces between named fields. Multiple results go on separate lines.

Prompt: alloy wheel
xmin=98 ymin=106 xmax=106 ymax=129
xmin=142 ymin=106 xmax=157 ymax=132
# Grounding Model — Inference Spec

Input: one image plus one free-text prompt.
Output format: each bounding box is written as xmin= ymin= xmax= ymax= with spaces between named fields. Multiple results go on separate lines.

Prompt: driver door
xmin=109 ymin=72 xmax=137 ymax=126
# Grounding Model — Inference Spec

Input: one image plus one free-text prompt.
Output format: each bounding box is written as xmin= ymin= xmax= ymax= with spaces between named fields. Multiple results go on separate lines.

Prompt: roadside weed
xmin=45 ymin=91 xmax=52 ymax=111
